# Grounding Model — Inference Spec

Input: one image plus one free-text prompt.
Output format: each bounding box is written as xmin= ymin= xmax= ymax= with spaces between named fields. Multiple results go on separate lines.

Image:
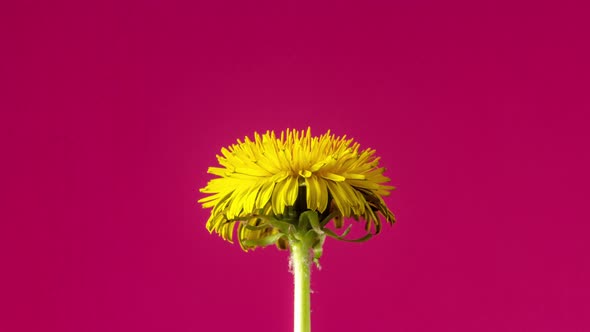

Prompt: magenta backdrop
xmin=2 ymin=1 xmax=589 ymax=331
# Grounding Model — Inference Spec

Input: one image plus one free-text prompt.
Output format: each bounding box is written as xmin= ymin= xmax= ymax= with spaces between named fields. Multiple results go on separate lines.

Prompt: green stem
xmin=291 ymin=239 xmax=311 ymax=332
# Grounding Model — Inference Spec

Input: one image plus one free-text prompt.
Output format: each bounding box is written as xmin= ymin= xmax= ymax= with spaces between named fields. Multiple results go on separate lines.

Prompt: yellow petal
xmin=322 ymin=172 xmax=346 ymax=182
xmin=284 ymin=176 xmax=299 ymax=206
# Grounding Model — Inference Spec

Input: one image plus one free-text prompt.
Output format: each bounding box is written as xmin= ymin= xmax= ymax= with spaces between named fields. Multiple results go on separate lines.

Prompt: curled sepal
xmin=268 ymin=218 xmax=297 ymax=235
xmin=312 ymin=234 xmax=326 ymax=269
xmin=324 ymin=226 xmax=373 ymax=243
xmin=242 ymin=233 xmax=284 ymax=248
xmin=320 ymin=211 xmax=340 ymax=227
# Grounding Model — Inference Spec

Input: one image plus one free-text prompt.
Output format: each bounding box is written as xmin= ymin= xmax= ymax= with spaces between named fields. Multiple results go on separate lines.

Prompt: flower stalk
xmin=291 ymin=238 xmax=311 ymax=332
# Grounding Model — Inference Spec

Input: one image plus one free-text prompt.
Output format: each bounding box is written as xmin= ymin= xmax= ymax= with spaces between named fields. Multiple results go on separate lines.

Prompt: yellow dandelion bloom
xmin=198 ymin=128 xmax=395 ymax=250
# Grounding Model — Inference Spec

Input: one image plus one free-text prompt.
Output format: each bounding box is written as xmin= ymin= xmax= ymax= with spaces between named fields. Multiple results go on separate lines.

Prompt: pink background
xmin=2 ymin=1 xmax=589 ymax=331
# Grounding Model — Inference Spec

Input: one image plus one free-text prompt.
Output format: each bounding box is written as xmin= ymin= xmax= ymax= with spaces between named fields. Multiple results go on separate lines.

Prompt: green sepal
xmin=300 ymin=210 xmax=323 ymax=234
xmin=298 ymin=212 xmax=310 ymax=230
xmin=300 ymin=210 xmax=326 ymax=268
xmin=324 ymin=228 xmax=373 ymax=243
xmin=242 ymin=233 xmax=284 ymax=248
xmin=302 ymin=229 xmax=319 ymax=246
xmin=312 ymin=234 xmax=326 ymax=269
xmin=268 ymin=218 xmax=296 ymax=234
xmin=320 ymin=211 xmax=339 ymax=227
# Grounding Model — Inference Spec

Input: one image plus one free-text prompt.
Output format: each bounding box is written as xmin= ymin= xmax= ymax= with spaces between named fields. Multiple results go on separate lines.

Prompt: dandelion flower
xmin=199 ymin=127 xmax=395 ymax=249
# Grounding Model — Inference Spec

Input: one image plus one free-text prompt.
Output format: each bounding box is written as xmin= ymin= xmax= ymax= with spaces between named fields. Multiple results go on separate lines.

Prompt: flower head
xmin=199 ymin=128 xmax=395 ymax=250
